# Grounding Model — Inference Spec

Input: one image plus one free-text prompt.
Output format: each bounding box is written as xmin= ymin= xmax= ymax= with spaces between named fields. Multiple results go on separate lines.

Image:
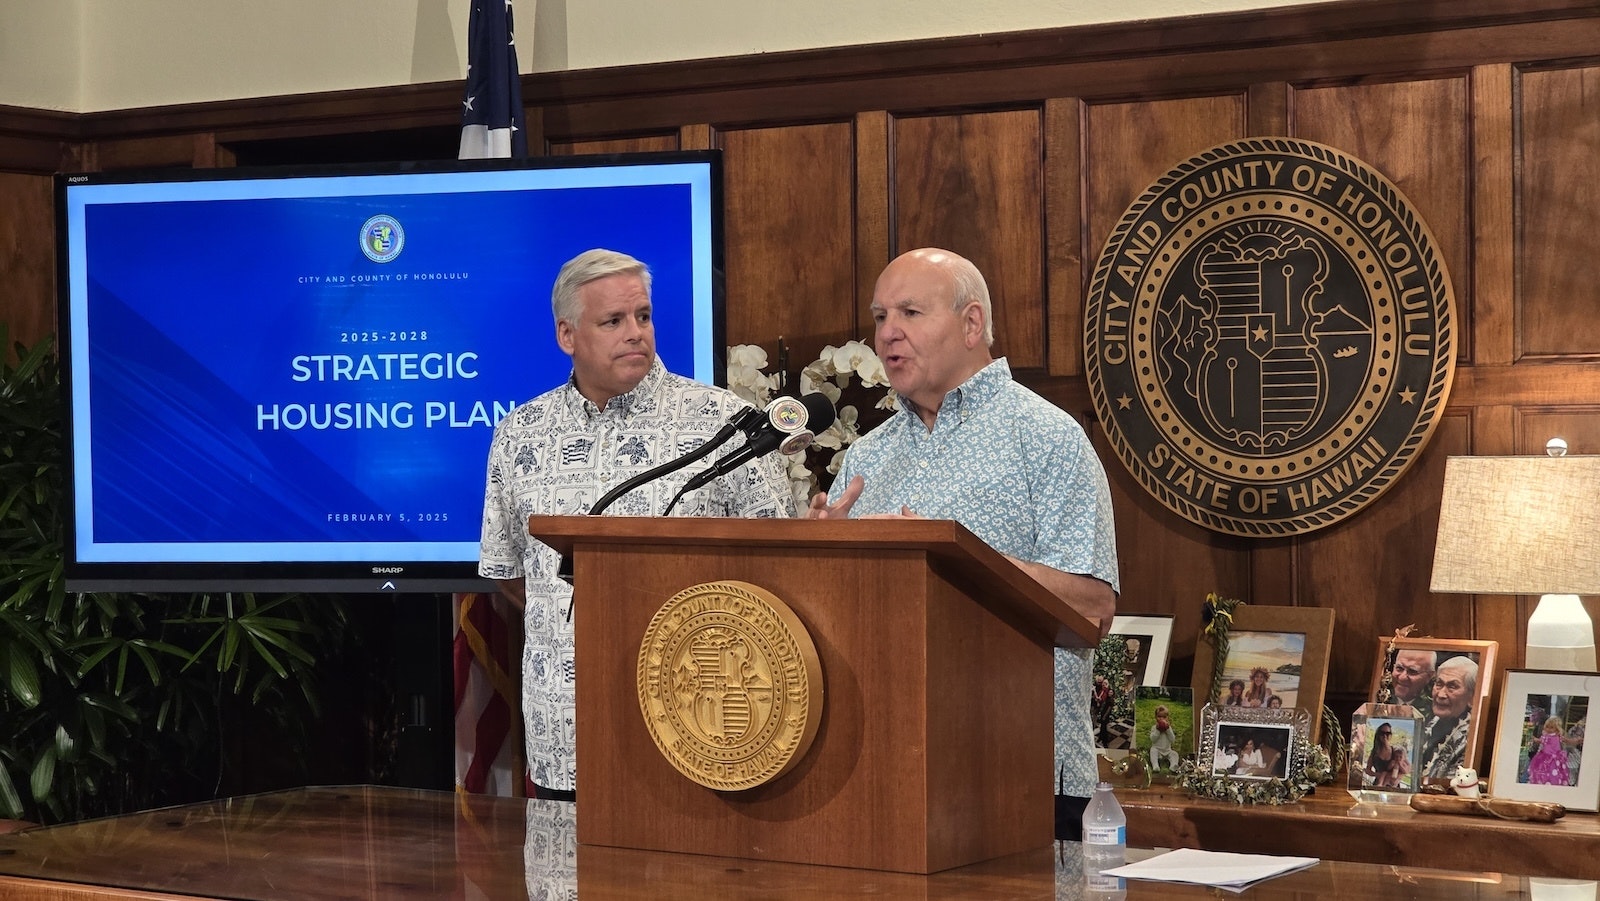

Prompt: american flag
xmin=453 ymin=0 xmax=526 ymax=802
xmin=458 ymin=0 xmax=528 ymax=160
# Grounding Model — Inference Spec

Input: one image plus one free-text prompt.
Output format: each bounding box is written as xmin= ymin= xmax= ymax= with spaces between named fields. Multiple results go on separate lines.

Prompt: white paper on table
xmin=1100 ymin=847 xmax=1320 ymax=893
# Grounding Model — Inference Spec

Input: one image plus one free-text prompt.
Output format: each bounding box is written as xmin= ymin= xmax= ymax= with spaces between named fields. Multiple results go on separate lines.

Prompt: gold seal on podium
xmin=636 ymin=580 xmax=823 ymax=791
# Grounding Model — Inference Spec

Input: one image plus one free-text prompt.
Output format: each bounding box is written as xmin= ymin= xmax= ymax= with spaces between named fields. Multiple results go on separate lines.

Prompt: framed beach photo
xmin=1093 ymin=615 xmax=1175 ymax=756
xmin=1368 ymin=637 xmax=1498 ymax=787
xmin=1347 ymin=703 xmax=1426 ymax=803
xmin=1489 ymin=670 xmax=1600 ymax=812
xmin=1199 ymin=703 xmax=1307 ymax=782
xmin=1192 ymin=606 xmax=1334 ymax=743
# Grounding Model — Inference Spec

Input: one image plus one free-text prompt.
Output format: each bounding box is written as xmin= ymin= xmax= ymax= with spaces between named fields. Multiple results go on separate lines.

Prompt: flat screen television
xmin=56 ymin=151 xmax=723 ymax=593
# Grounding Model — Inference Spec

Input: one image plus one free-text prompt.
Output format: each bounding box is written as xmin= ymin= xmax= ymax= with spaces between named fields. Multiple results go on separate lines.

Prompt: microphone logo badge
xmin=768 ymin=396 xmax=809 ymax=432
xmin=636 ymin=580 xmax=824 ymax=791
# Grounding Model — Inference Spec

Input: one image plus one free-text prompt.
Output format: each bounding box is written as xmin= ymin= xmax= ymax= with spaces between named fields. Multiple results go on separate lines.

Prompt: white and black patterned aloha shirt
xmin=829 ymin=358 xmax=1121 ymax=798
xmin=479 ymin=357 xmax=796 ymax=792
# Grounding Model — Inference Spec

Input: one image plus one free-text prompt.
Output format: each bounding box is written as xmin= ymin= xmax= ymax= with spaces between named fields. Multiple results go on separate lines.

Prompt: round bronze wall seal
xmin=1084 ymin=138 xmax=1457 ymax=537
xmin=636 ymin=580 xmax=823 ymax=791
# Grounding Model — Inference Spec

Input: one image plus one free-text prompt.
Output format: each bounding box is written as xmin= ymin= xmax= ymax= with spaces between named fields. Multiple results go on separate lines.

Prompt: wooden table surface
xmin=0 ymin=785 xmax=1587 ymax=900
xmin=1122 ymin=783 xmax=1600 ymax=879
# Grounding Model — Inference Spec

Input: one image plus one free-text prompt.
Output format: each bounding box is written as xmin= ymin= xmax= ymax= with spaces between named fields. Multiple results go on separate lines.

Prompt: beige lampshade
xmin=1430 ymin=455 xmax=1600 ymax=596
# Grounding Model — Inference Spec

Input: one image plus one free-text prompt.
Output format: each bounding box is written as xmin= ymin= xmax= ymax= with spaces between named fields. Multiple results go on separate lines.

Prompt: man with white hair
xmin=808 ymin=247 xmax=1120 ymax=839
xmin=1420 ymin=654 xmax=1479 ymax=781
xmin=479 ymin=248 xmax=796 ymax=800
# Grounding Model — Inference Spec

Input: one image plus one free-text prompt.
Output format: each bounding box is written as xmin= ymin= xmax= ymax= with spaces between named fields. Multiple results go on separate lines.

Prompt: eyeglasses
xmin=1431 ymin=678 xmax=1466 ymax=693
xmin=1391 ymin=664 xmax=1431 ymax=677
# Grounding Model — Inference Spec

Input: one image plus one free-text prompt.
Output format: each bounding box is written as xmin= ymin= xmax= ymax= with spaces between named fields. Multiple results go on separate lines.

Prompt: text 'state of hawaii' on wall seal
xmin=1085 ymin=138 xmax=1456 ymax=537
xmin=636 ymin=580 xmax=823 ymax=792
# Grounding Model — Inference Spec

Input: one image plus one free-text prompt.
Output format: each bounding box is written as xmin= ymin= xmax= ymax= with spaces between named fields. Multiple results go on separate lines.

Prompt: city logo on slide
xmin=360 ymin=214 xmax=405 ymax=263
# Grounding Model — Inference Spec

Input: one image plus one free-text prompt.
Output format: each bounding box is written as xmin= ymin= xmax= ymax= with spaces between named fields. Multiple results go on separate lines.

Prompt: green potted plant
xmin=0 ymin=329 xmax=364 ymax=824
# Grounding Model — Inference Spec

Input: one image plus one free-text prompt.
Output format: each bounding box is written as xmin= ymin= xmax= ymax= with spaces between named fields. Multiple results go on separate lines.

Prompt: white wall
xmin=0 ymin=0 xmax=84 ymax=112
xmin=0 ymin=0 xmax=1331 ymax=113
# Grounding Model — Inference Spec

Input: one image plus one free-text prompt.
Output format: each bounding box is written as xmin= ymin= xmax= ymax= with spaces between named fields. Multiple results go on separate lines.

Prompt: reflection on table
xmin=0 ymin=785 xmax=1590 ymax=900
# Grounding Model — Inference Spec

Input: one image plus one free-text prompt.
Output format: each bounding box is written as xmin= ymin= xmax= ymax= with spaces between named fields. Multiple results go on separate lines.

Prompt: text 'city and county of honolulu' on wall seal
xmin=1085 ymin=138 xmax=1457 ymax=537
xmin=636 ymin=580 xmax=823 ymax=791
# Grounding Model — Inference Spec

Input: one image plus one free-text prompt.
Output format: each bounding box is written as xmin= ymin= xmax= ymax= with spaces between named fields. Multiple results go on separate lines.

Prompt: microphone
xmin=585 ymin=403 xmax=764 ymax=518
xmin=679 ymin=392 xmax=837 ymax=494
xmin=557 ymin=397 xmax=823 ymax=588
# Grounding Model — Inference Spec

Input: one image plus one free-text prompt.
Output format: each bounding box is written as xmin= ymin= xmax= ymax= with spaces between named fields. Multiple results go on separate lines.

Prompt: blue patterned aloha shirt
xmin=479 ymin=357 xmax=796 ymax=792
xmin=829 ymin=358 xmax=1120 ymax=798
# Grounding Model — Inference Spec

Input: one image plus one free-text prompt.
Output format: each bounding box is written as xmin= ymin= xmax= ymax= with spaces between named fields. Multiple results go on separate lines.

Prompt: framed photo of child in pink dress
xmin=1490 ymin=669 xmax=1600 ymax=812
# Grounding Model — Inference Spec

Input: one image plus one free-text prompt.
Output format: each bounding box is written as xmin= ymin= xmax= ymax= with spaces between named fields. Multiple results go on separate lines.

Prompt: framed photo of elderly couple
xmin=1368 ymin=637 xmax=1498 ymax=788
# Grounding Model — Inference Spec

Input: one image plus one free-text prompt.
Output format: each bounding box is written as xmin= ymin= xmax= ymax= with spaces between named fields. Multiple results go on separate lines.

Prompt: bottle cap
xmin=1096 ymin=781 xmax=1113 ymax=791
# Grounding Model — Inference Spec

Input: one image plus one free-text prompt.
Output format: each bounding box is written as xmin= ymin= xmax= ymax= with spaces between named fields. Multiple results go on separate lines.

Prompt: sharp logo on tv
xmin=360 ymin=214 xmax=405 ymax=263
xmin=56 ymin=152 xmax=725 ymax=592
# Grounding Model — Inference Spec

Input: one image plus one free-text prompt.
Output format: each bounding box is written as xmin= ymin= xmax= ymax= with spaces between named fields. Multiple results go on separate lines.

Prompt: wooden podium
xmin=528 ymin=516 xmax=1098 ymax=874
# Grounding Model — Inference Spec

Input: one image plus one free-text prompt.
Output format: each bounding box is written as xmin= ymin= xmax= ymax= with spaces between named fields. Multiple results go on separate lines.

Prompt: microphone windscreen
xmin=798 ymin=392 xmax=837 ymax=433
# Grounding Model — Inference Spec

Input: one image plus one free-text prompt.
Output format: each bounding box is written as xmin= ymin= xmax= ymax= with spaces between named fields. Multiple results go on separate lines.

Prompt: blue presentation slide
xmin=66 ymin=170 xmax=713 ymax=563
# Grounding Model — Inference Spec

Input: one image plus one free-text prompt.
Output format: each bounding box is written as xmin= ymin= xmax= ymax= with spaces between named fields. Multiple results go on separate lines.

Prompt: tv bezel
xmin=55 ymin=150 xmax=726 ymax=594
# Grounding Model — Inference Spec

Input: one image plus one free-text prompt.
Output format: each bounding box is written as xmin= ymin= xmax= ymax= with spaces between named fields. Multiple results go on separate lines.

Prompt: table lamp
xmin=1429 ymin=441 xmax=1600 ymax=671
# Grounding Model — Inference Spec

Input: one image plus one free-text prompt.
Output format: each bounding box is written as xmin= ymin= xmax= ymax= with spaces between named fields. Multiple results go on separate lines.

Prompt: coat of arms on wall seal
xmin=1084 ymin=138 xmax=1456 ymax=537
xmin=636 ymin=580 xmax=823 ymax=791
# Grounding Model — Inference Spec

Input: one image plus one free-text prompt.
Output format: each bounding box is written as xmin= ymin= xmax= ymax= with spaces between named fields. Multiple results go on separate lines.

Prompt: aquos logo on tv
xmin=360 ymin=214 xmax=405 ymax=263
xmin=1084 ymin=138 xmax=1458 ymax=537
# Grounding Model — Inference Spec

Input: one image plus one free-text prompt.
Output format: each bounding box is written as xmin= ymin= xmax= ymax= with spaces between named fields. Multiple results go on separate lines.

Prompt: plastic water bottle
xmin=1081 ymin=781 xmax=1126 ymax=864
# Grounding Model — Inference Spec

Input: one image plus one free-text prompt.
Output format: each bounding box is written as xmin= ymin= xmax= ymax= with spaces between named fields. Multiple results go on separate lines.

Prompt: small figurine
xmin=1450 ymin=766 xmax=1481 ymax=799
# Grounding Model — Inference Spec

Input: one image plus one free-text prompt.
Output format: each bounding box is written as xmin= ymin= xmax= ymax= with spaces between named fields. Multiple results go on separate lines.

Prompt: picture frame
xmin=1191 ymin=606 xmax=1335 ymax=743
xmin=1489 ymin=669 xmax=1600 ymax=812
xmin=1347 ymin=703 xmax=1426 ymax=803
xmin=1107 ymin=614 xmax=1175 ymax=686
xmin=1134 ymin=685 xmax=1194 ymax=781
xmin=1198 ymin=703 xmax=1308 ymax=782
xmin=1092 ymin=614 xmax=1175 ymax=757
xmin=1367 ymin=637 xmax=1499 ymax=786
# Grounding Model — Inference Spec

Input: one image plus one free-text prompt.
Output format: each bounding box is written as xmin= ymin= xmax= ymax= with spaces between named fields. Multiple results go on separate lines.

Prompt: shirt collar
xmin=898 ymin=357 xmax=1011 ymax=427
xmin=564 ymin=356 xmax=666 ymax=419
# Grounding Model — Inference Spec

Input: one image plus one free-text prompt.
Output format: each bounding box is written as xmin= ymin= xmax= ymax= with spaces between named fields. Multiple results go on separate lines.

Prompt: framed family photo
xmin=1489 ymin=670 xmax=1600 ymax=812
xmin=1192 ymin=606 xmax=1335 ymax=743
xmin=1092 ymin=614 xmax=1175 ymax=756
xmin=1135 ymin=685 xmax=1194 ymax=780
xmin=1199 ymin=703 xmax=1308 ymax=782
xmin=1368 ymin=637 xmax=1498 ymax=786
xmin=1347 ymin=703 xmax=1426 ymax=802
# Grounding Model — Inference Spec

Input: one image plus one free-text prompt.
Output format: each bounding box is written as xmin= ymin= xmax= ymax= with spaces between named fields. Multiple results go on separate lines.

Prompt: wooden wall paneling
xmin=1472 ymin=64 xmax=1515 ymax=367
xmin=1079 ymin=94 xmax=1254 ymax=670
xmin=0 ymin=106 xmax=75 ymax=175
xmin=1292 ymin=75 xmax=1472 ymax=361
xmin=854 ymin=111 xmax=890 ymax=337
xmin=890 ymin=109 xmax=1044 ymax=369
xmin=547 ymin=134 xmax=679 ymax=156
xmin=88 ymin=134 xmax=210 ymax=172
xmin=1081 ymin=95 xmax=1246 ymax=281
xmin=717 ymin=122 xmax=857 ymax=356
xmin=1285 ymin=76 xmax=1473 ymax=696
xmin=1295 ymin=414 xmax=1471 ymax=702
xmin=678 ymin=124 xmax=712 ymax=151
xmin=0 ymin=173 xmax=57 ymax=358
xmin=1044 ymin=98 xmax=1084 ymax=378
xmin=1517 ymin=62 xmax=1600 ymax=359
xmin=1092 ymin=428 xmax=1252 ymax=687
xmin=1247 ymin=82 xmax=1289 ymax=136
